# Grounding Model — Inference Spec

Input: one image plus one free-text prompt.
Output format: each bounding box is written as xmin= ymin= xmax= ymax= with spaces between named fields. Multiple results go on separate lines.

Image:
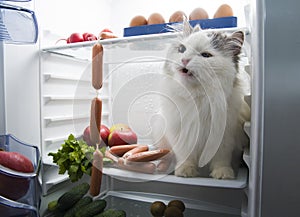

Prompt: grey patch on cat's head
xmin=208 ymin=31 xmax=244 ymax=68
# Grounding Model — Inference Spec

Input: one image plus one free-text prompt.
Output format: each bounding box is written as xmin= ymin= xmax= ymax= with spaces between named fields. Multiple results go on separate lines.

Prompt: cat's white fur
xmin=153 ymin=22 xmax=250 ymax=179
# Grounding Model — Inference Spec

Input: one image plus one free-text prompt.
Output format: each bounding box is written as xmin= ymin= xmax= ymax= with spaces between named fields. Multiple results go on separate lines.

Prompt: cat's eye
xmin=200 ymin=52 xmax=213 ymax=58
xmin=178 ymin=44 xmax=186 ymax=53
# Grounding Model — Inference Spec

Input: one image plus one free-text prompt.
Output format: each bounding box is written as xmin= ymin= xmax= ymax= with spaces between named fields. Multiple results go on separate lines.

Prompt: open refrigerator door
xmin=0 ymin=0 xmax=41 ymax=216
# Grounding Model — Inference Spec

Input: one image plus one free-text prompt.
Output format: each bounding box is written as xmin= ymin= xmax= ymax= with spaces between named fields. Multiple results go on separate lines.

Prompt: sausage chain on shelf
xmin=89 ymin=43 xmax=104 ymax=197
xmin=89 ymin=42 xmax=172 ymax=178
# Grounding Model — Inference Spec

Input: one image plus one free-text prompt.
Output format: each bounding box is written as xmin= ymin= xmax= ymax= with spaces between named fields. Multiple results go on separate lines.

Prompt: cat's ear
xmin=192 ymin=24 xmax=202 ymax=33
xmin=228 ymin=31 xmax=244 ymax=56
xmin=182 ymin=16 xmax=193 ymax=36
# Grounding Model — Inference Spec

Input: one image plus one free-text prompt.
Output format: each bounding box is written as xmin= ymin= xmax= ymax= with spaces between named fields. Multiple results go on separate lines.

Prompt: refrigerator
xmin=1 ymin=0 xmax=300 ymax=216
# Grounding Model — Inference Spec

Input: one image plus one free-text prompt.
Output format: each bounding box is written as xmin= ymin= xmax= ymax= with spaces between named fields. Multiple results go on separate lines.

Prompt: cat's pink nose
xmin=182 ymin=58 xmax=190 ymax=66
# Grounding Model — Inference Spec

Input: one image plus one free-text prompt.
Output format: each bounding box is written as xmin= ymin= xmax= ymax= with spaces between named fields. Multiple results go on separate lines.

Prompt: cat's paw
xmin=175 ymin=163 xmax=199 ymax=177
xmin=210 ymin=166 xmax=235 ymax=179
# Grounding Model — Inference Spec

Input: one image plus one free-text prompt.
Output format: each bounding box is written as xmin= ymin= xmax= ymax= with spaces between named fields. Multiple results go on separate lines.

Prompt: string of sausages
xmin=89 ymin=43 xmax=104 ymax=197
xmin=88 ymin=42 xmax=173 ymax=195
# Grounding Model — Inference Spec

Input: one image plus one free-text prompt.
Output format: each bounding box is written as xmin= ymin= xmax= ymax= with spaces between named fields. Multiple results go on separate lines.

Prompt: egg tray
xmin=123 ymin=16 xmax=237 ymax=37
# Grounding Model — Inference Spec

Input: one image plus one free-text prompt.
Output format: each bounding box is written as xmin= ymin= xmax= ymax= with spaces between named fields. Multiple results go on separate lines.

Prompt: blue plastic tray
xmin=124 ymin=16 xmax=237 ymax=37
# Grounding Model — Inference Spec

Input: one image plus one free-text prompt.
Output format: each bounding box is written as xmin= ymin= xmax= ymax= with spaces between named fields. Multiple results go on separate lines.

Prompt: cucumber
xmin=43 ymin=209 xmax=65 ymax=217
xmin=93 ymin=209 xmax=126 ymax=217
xmin=64 ymin=196 xmax=93 ymax=217
xmin=48 ymin=200 xmax=58 ymax=211
xmin=74 ymin=199 xmax=107 ymax=217
xmin=57 ymin=182 xmax=90 ymax=211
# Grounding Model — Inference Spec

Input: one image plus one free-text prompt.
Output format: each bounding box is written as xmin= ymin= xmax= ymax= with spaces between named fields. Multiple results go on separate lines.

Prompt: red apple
xmin=108 ymin=123 xmax=137 ymax=147
xmin=83 ymin=125 xmax=110 ymax=146
xmin=83 ymin=125 xmax=92 ymax=145
xmin=100 ymin=124 xmax=110 ymax=146
xmin=109 ymin=123 xmax=131 ymax=133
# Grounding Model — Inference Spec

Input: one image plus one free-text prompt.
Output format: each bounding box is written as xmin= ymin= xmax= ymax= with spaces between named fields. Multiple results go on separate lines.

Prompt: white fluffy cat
xmin=153 ymin=21 xmax=250 ymax=179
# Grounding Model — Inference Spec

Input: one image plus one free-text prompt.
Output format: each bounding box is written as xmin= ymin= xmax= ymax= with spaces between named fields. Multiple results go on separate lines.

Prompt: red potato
xmin=89 ymin=146 xmax=103 ymax=197
xmin=0 ymin=151 xmax=34 ymax=173
xmin=125 ymin=149 xmax=170 ymax=162
xmin=109 ymin=144 xmax=140 ymax=157
xmin=122 ymin=144 xmax=149 ymax=159
xmin=92 ymin=43 xmax=103 ymax=90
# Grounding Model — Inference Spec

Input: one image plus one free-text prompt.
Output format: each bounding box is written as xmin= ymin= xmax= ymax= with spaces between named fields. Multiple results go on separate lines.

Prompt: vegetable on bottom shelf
xmin=46 ymin=182 xmax=126 ymax=217
xmin=150 ymin=200 xmax=186 ymax=217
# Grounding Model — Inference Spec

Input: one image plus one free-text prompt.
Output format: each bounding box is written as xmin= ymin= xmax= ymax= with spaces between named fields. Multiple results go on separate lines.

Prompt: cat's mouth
xmin=179 ymin=67 xmax=193 ymax=76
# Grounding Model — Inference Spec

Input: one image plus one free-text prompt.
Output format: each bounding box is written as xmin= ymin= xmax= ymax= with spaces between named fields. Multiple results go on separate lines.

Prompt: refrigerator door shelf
xmin=0 ymin=134 xmax=41 ymax=215
xmin=0 ymin=134 xmax=41 ymax=173
xmin=0 ymin=2 xmax=38 ymax=44
xmin=0 ymin=196 xmax=39 ymax=217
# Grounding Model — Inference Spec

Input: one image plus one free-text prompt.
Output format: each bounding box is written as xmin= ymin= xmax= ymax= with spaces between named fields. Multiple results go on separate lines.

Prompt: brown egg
xmin=169 ymin=10 xmax=186 ymax=23
xmin=129 ymin=15 xmax=148 ymax=27
xmin=189 ymin=7 xmax=209 ymax=20
xmin=148 ymin=13 xmax=165 ymax=25
xmin=213 ymin=4 xmax=234 ymax=18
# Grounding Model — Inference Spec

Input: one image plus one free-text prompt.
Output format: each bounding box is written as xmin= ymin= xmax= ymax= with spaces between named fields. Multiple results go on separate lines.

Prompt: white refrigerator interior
xmin=1 ymin=0 xmax=300 ymax=217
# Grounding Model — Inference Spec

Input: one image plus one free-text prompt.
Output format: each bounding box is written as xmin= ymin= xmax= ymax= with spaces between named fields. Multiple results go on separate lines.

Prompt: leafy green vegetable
xmin=49 ymin=134 xmax=113 ymax=182
xmin=49 ymin=134 xmax=95 ymax=182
